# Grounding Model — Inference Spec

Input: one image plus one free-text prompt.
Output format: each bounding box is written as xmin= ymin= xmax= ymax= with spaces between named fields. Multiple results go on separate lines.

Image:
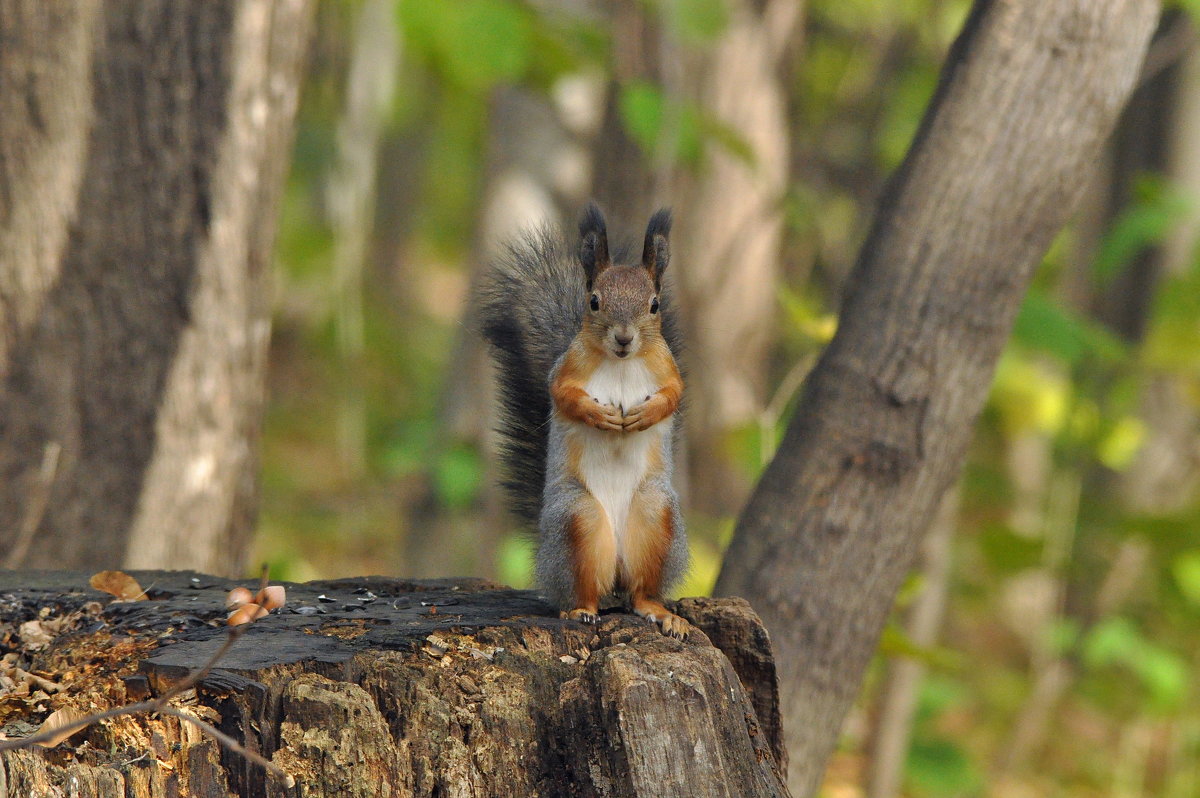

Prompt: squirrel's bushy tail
xmin=480 ymin=212 xmax=684 ymax=529
xmin=479 ymin=228 xmax=584 ymax=528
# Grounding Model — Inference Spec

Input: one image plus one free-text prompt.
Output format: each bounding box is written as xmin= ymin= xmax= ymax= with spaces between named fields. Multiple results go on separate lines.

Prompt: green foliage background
xmin=260 ymin=1 xmax=1200 ymax=795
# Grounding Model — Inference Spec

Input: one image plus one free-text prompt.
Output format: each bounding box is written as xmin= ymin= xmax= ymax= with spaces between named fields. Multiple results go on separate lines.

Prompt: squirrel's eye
xmin=650 ymin=297 xmax=659 ymax=314
xmin=590 ymin=294 xmax=600 ymax=312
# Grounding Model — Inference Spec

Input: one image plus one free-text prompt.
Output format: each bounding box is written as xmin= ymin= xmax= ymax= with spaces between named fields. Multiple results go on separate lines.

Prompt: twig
xmin=0 ymin=700 xmax=159 ymax=751
xmin=0 ymin=566 xmax=293 ymax=786
xmin=0 ymin=694 xmax=293 ymax=786
xmin=758 ymin=355 xmax=815 ymax=464
xmin=149 ymin=564 xmax=267 ymax=708
xmin=157 ymin=706 xmax=294 ymax=787
xmin=151 ymin=624 xmax=248 ymax=709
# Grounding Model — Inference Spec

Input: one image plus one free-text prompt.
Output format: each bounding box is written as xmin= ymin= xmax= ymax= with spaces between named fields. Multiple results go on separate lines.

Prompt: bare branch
xmin=157 ymin=706 xmax=294 ymax=787
xmin=151 ymin=624 xmax=248 ymax=709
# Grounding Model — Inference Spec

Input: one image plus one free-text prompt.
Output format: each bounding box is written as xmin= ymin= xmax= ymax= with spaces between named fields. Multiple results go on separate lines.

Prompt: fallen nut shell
xmin=226 ymin=586 xmax=254 ymax=610
xmin=255 ymin=585 xmax=286 ymax=611
xmin=227 ymin=603 xmax=269 ymax=626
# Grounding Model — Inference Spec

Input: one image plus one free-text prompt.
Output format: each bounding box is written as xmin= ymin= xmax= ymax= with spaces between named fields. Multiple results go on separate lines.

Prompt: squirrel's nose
xmin=615 ymin=332 xmax=633 ymax=347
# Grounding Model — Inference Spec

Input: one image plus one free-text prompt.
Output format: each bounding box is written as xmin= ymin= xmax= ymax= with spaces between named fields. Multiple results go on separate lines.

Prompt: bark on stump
xmin=0 ymin=572 xmax=787 ymax=797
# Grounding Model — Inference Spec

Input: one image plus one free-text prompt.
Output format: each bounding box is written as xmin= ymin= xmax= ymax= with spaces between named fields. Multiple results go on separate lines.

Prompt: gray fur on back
xmin=479 ymin=228 xmax=585 ymax=528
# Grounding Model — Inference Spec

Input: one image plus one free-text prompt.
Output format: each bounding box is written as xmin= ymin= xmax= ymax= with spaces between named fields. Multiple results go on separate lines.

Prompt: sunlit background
xmin=255 ymin=2 xmax=1200 ymax=796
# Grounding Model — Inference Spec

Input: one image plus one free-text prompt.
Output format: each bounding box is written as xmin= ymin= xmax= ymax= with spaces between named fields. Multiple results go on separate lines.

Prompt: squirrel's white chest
xmin=584 ymin=357 xmax=657 ymax=412
xmin=576 ymin=357 xmax=665 ymax=545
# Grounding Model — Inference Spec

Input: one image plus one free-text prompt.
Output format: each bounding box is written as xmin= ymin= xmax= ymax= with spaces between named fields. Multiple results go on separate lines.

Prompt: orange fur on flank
xmin=565 ymin=496 xmax=616 ymax=619
xmin=551 ymin=344 xmax=624 ymax=432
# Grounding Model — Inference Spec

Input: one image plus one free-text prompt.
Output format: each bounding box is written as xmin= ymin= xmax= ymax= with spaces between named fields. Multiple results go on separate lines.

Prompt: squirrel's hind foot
xmin=562 ymin=607 xmax=600 ymax=625
xmin=632 ymin=598 xmax=691 ymax=641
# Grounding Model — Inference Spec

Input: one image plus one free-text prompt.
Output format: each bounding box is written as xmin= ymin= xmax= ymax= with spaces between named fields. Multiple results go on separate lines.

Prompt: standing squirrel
xmin=481 ymin=203 xmax=691 ymax=640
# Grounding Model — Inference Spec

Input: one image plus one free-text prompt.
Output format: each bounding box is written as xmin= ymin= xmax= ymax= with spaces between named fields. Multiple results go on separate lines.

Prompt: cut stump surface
xmin=0 ymin=571 xmax=787 ymax=797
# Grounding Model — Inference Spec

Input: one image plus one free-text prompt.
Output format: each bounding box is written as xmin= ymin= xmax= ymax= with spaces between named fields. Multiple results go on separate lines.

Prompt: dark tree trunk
xmin=0 ymin=1 xmax=314 ymax=574
xmin=713 ymin=1 xmax=1161 ymax=794
xmin=587 ymin=0 xmax=665 ymax=231
xmin=1094 ymin=9 xmax=1187 ymax=343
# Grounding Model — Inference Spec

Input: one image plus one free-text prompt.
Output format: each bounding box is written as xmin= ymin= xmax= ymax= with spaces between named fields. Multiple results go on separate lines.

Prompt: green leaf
xmin=1083 ymin=617 xmax=1189 ymax=712
xmin=978 ymin=524 xmax=1044 ymax=573
xmin=619 ymin=81 xmax=666 ymax=156
xmin=1043 ymin=618 xmax=1082 ymax=656
xmin=699 ymin=115 xmax=757 ymax=168
xmin=1143 ymin=266 xmax=1200 ymax=371
xmin=666 ymin=0 xmax=730 ymax=43
xmin=378 ymin=419 xmax=435 ymax=478
xmin=1130 ymin=646 xmax=1188 ymax=712
xmin=617 ymin=81 xmax=712 ymax=167
xmin=905 ymin=738 xmax=982 ymax=796
xmin=1012 ymin=290 xmax=1128 ymax=365
xmin=989 ymin=352 xmax=1071 ymax=435
xmin=1083 ymin=616 xmax=1142 ymax=668
xmin=495 ymin=534 xmax=534 ymax=588
xmin=1096 ymin=415 xmax=1146 ymax=471
xmin=434 ymin=444 xmax=483 ymax=510
xmin=1172 ymin=552 xmax=1200 ymax=606
xmin=878 ymin=625 xmax=961 ymax=670
xmin=1093 ymin=175 xmax=1191 ymax=286
xmin=400 ymin=0 xmax=533 ymax=91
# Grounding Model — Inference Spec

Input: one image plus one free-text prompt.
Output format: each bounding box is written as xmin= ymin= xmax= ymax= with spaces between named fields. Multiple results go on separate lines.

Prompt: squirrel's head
xmin=577 ymin=203 xmax=672 ymax=360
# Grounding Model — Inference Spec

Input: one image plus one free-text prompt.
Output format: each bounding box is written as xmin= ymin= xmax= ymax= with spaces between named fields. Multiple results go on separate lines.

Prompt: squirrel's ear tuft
xmin=578 ymin=201 xmax=610 ymax=288
xmin=642 ymin=208 xmax=672 ymax=287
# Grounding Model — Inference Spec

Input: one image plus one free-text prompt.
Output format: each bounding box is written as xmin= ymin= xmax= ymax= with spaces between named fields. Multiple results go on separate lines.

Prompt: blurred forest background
xmin=0 ymin=0 xmax=1193 ymax=796
xmin=257 ymin=1 xmax=1200 ymax=796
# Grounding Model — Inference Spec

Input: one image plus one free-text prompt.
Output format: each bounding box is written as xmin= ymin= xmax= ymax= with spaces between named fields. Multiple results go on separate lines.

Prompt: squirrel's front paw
xmin=585 ymin=402 xmax=624 ymax=432
xmin=621 ymin=396 xmax=665 ymax=432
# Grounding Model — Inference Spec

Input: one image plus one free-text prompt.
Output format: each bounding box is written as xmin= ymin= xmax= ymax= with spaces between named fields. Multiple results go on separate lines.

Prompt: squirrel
xmin=481 ymin=203 xmax=691 ymax=640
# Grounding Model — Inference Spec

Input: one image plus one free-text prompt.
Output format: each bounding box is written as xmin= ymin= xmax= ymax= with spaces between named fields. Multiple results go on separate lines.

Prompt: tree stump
xmin=0 ymin=571 xmax=789 ymax=797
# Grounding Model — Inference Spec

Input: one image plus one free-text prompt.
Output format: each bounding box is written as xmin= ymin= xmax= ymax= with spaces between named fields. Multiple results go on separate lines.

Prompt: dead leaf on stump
xmin=32 ymin=707 xmax=88 ymax=747
xmin=89 ymin=571 xmax=146 ymax=602
xmin=17 ymin=621 xmax=53 ymax=651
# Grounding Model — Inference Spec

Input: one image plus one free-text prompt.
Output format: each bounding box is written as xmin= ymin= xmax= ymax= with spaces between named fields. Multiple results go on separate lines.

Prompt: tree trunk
xmin=713 ymin=2 xmax=1160 ymax=795
xmin=0 ymin=571 xmax=788 ymax=798
xmin=326 ymin=0 xmax=399 ymax=477
xmin=588 ymin=1 xmax=666 ymax=232
xmin=673 ymin=0 xmax=800 ymax=514
xmin=865 ymin=489 xmax=957 ymax=798
xmin=1119 ymin=13 xmax=1200 ymax=514
xmin=0 ymin=1 xmax=314 ymax=575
